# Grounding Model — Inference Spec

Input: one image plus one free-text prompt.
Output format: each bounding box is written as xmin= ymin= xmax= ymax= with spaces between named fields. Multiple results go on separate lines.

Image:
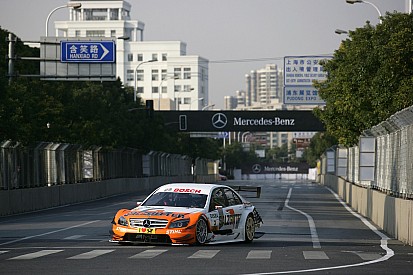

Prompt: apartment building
xmin=53 ymin=0 xmax=208 ymax=110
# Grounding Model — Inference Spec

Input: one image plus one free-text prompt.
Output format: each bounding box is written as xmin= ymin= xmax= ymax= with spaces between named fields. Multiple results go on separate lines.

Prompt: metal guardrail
xmin=0 ymin=141 xmax=214 ymax=190
xmin=319 ymin=105 xmax=413 ymax=198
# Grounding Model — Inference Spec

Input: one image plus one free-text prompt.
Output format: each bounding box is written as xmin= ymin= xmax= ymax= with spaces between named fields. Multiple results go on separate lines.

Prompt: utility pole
xmin=7 ymin=33 xmax=16 ymax=85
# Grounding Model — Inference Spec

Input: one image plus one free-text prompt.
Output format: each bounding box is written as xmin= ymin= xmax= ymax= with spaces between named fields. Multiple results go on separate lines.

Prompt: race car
xmin=110 ymin=183 xmax=263 ymax=245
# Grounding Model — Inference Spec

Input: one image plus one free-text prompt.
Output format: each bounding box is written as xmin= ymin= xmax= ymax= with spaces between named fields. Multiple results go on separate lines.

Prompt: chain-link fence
xmin=0 ymin=141 xmax=212 ymax=190
xmin=319 ymin=105 xmax=413 ymax=198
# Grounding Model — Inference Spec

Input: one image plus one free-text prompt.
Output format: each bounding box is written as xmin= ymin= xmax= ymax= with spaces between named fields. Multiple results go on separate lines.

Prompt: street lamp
xmin=134 ymin=59 xmax=157 ymax=102
xmin=202 ymin=104 xmax=215 ymax=111
xmin=176 ymin=88 xmax=195 ymax=110
xmin=335 ymin=29 xmax=348 ymax=35
xmin=46 ymin=2 xmax=81 ymax=36
xmin=346 ymin=0 xmax=382 ymax=23
xmin=190 ymin=98 xmax=204 ymax=110
xmin=158 ymin=76 xmax=179 ymax=110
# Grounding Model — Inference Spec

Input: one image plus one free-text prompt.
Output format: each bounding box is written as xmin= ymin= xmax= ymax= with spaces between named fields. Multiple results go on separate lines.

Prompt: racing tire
xmin=195 ymin=217 xmax=208 ymax=245
xmin=244 ymin=214 xmax=255 ymax=243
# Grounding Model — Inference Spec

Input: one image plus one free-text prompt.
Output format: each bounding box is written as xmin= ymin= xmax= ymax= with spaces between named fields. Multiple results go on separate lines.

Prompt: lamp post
xmin=202 ymin=104 xmax=215 ymax=111
xmin=176 ymin=88 xmax=195 ymax=110
xmin=335 ymin=29 xmax=348 ymax=35
xmin=190 ymin=98 xmax=204 ymax=110
xmin=46 ymin=2 xmax=81 ymax=36
xmin=346 ymin=0 xmax=382 ymax=23
xmin=134 ymin=60 xmax=156 ymax=102
xmin=158 ymin=76 xmax=179 ymax=110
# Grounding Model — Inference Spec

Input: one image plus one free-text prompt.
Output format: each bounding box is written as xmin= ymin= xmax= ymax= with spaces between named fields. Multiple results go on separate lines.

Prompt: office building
xmin=53 ymin=0 xmax=208 ymax=110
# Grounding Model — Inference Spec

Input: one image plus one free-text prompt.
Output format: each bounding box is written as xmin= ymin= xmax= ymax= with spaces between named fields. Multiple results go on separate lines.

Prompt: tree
xmin=304 ymin=132 xmax=338 ymax=167
xmin=221 ymin=142 xmax=258 ymax=171
xmin=313 ymin=12 xmax=413 ymax=146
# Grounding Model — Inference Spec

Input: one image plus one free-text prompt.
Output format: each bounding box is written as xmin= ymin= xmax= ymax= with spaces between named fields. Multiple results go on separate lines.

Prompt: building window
xmin=183 ymin=85 xmax=191 ymax=92
xmin=110 ymin=30 xmax=116 ymax=37
xmin=126 ymin=70 xmax=134 ymax=81
xmin=137 ymin=87 xmax=144 ymax=93
xmin=86 ymin=30 xmax=105 ymax=37
xmin=110 ymin=9 xmax=119 ymax=20
xmin=161 ymin=69 xmax=167 ymax=80
xmin=184 ymin=98 xmax=191 ymax=104
xmin=127 ymin=54 xmax=133 ymax=62
xmin=152 ymin=54 xmax=158 ymax=61
xmin=184 ymin=68 xmax=191 ymax=79
xmin=136 ymin=69 xmax=144 ymax=81
xmin=174 ymin=68 xmax=181 ymax=79
xmin=161 ymin=86 xmax=167 ymax=93
xmin=137 ymin=54 xmax=143 ymax=61
xmin=75 ymin=30 xmax=81 ymax=37
xmin=152 ymin=87 xmax=159 ymax=94
xmin=84 ymin=9 xmax=107 ymax=21
xmin=152 ymin=69 xmax=159 ymax=81
xmin=174 ymin=85 xmax=182 ymax=92
xmin=162 ymin=53 xmax=167 ymax=61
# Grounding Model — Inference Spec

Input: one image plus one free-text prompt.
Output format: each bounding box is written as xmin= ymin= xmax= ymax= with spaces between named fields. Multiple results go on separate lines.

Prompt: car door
xmin=207 ymin=187 xmax=228 ymax=234
xmin=222 ymin=187 xmax=244 ymax=234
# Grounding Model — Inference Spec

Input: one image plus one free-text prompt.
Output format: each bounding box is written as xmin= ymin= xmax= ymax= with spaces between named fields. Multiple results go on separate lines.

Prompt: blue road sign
xmin=61 ymin=41 xmax=115 ymax=63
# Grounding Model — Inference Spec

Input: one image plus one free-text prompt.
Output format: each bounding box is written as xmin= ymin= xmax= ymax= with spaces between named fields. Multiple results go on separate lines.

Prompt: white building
xmin=53 ymin=0 xmax=208 ymax=110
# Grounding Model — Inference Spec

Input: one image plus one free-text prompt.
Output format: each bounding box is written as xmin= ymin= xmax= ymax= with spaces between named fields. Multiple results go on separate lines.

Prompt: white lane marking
xmin=242 ymin=187 xmax=395 ymax=275
xmin=247 ymin=250 xmax=272 ymax=259
xmin=0 ymin=220 xmax=100 ymax=246
xmin=64 ymin=235 xmax=86 ymax=240
xmin=8 ymin=250 xmax=63 ymax=260
xmin=188 ymin=250 xmax=220 ymax=259
xmin=67 ymin=249 xmax=114 ymax=259
xmin=284 ymin=188 xmax=321 ymax=249
xmin=0 ymin=251 xmax=8 ymax=254
xmin=303 ymin=251 xmax=329 ymax=260
xmin=129 ymin=249 xmax=168 ymax=259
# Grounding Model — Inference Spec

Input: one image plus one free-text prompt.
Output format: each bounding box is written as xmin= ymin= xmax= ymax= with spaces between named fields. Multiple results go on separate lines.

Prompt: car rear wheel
xmin=244 ymin=214 xmax=255 ymax=243
xmin=196 ymin=218 xmax=208 ymax=244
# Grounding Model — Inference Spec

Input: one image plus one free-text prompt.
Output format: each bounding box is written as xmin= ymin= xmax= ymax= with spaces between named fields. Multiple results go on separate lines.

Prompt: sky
xmin=0 ymin=0 xmax=408 ymax=108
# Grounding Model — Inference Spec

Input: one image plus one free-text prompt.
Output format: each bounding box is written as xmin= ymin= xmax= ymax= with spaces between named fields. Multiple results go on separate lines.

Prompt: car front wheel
xmin=195 ymin=217 xmax=208 ymax=244
xmin=244 ymin=214 xmax=255 ymax=243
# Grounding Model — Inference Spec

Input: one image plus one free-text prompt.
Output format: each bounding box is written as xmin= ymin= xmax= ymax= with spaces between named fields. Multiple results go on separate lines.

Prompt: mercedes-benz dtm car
xmin=110 ymin=183 xmax=263 ymax=245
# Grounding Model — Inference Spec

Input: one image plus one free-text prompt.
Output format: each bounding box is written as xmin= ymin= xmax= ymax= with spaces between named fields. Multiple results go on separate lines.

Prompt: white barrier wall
xmin=320 ymin=174 xmax=413 ymax=246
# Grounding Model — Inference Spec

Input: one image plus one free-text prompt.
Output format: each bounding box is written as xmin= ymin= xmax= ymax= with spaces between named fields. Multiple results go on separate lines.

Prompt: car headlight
xmin=118 ymin=216 xmax=128 ymax=226
xmin=169 ymin=219 xmax=190 ymax=228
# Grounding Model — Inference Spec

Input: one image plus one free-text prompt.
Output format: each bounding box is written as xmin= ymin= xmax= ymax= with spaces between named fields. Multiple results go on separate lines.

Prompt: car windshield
xmin=142 ymin=192 xmax=208 ymax=208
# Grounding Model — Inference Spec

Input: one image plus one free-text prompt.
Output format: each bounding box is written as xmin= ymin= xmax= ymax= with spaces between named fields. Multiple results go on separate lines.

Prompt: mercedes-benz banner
xmin=158 ymin=111 xmax=325 ymax=132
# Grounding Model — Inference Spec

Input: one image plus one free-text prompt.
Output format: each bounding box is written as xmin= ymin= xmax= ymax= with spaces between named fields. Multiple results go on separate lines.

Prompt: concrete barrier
xmin=0 ymin=175 xmax=201 ymax=217
xmin=320 ymin=174 xmax=413 ymax=246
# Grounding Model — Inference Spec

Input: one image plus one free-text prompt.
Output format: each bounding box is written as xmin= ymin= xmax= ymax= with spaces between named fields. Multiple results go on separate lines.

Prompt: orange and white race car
xmin=110 ymin=183 xmax=262 ymax=245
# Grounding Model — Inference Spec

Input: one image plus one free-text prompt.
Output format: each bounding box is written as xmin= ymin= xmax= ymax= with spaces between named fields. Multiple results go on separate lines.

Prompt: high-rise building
xmin=54 ymin=0 xmax=208 ymax=110
xmin=245 ymin=64 xmax=283 ymax=106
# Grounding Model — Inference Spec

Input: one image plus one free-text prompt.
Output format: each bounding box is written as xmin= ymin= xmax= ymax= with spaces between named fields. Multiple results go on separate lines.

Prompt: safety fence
xmin=319 ymin=105 xmax=413 ymax=199
xmin=0 ymin=141 xmax=214 ymax=190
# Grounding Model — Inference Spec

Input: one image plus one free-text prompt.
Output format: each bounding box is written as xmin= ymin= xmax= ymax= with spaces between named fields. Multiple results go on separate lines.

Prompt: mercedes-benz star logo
xmin=212 ymin=113 xmax=228 ymax=129
xmin=142 ymin=219 xmax=151 ymax=228
xmin=252 ymin=164 xmax=261 ymax=174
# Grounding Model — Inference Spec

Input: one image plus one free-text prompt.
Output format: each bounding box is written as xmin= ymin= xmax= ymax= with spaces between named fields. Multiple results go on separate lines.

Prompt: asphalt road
xmin=0 ymin=179 xmax=412 ymax=275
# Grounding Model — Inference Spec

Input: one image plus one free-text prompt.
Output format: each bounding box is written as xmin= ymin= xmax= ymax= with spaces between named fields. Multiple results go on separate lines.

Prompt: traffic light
xmin=146 ymin=100 xmax=154 ymax=118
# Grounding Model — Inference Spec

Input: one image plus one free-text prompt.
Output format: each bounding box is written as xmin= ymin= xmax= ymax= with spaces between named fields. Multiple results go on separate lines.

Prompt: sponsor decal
xmin=137 ymin=227 xmax=156 ymax=234
xmin=225 ymin=209 xmax=241 ymax=229
xmin=166 ymin=229 xmax=182 ymax=234
xmin=125 ymin=211 xmax=185 ymax=219
xmin=173 ymin=188 xmax=201 ymax=194
xmin=212 ymin=113 xmax=228 ymax=129
xmin=233 ymin=117 xmax=295 ymax=126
